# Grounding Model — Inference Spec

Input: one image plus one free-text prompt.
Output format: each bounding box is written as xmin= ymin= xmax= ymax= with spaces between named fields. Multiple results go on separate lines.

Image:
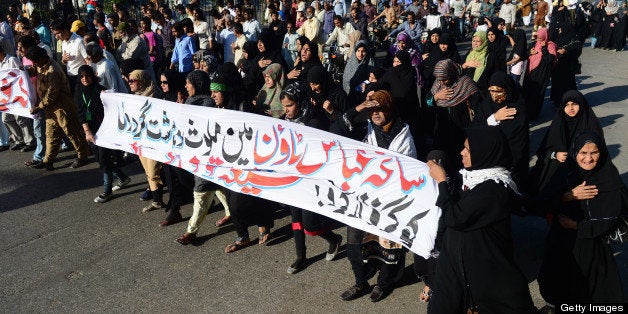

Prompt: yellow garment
xmin=465 ymin=31 xmax=488 ymax=82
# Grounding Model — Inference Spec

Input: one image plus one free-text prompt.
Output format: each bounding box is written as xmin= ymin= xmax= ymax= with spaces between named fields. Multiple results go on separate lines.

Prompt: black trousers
xmin=163 ymin=164 xmax=194 ymax=214
xmin=230 ymin=193 xmax=275 ymax=238
xmin=346 ymin=226 xmax=405 ymax=288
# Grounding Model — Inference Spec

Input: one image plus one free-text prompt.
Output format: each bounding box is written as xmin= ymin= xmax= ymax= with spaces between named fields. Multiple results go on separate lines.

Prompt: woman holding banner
xmin=338 ymin=89 xmax=417 ymax=303
xmin=279 ymin=81 xmax=343 ymax=274
xmin=426 ymin=126 xmax=536 ymax=313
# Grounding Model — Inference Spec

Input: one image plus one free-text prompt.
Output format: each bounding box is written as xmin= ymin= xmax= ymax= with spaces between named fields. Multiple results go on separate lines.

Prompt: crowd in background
xmin=0 ymin=0 xmax=627 ymax=312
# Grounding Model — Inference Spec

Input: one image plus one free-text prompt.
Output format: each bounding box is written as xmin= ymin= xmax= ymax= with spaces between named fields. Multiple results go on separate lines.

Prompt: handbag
xmin=606 ymin=215 xmax=628 ymax=244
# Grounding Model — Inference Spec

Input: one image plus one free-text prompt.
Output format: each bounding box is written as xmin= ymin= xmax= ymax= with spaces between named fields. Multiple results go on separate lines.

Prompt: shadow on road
xmin=586 ymin=85 xmax=628 ymax=105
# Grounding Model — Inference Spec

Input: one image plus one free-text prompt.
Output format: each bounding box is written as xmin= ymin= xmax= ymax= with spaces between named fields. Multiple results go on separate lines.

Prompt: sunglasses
xmin=128 ymin=79 xmax=138 ymax=83
xmin=160 ymin=81 xmax=168 ymax=84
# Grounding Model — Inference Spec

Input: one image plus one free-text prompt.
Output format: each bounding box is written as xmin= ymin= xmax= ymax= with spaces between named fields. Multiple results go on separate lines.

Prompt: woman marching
xmin=537 ymin=131 xmax=626 ymax=305
xmin=523 ymin=27 xmax=557 ymax=121
xmin=426 ymin=126 xmax=536 ymax=313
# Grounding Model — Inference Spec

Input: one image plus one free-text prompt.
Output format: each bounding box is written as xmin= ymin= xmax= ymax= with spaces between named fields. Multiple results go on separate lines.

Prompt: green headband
xmin=210 ymin=82 xmax=233 ymax=92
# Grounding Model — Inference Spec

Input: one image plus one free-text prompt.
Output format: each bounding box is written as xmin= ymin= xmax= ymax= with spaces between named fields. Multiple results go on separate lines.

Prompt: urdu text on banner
xmin=95 ymin=92 xmax=441 ymax=258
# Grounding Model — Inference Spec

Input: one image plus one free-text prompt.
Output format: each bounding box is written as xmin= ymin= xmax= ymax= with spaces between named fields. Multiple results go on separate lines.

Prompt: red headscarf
xmin=528 ymin=28 xmax=557 ymax=72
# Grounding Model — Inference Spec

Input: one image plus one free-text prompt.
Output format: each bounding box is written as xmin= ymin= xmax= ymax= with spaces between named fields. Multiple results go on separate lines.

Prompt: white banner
xmin=0 ymin=68 xmax=35 ymax=119
xmin=96 ymin=93 xmax=441 ymax=258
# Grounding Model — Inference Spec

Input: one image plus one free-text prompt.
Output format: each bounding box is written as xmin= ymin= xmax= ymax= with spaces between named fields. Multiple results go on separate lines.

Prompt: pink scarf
xmin=528 ymin=28 xmax=557 ymax=72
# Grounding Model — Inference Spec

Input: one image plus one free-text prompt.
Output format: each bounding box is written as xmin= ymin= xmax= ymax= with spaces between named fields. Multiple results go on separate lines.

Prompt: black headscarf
xmin=552 ymin=16 xmax=578 ymax=48
xmin=466 ymin=125 xmax=512 ymax=170
xmin=509 ymin=28 xmax=528 ymax=61
xmin=541 ymin=90 xmax=603 ymax=154
xmin=567 ymin=131 xmax=627 ymax=238
xmin=161 ymin=68 xmax=182 ymax=102
xmin=487 ymin=25 xmax=508 ymax=68
xmin=423 ymin=28 xmax=442 ymax=54
xmin=392 ymin=50 xmax=413 ymax=78
xmin=242 ymin=41 xmax=259 ymax=60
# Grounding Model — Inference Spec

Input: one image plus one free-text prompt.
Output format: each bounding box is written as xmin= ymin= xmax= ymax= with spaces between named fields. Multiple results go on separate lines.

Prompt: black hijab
xmin=487 ymin=25 xmax=508 ymax=67
xmin=380 ymin=50 xmax=416 ymax=98
xmin=541 ymin=90 xmax=603 ymax=154
xmin=552 ymin=17 xmax=578 ymax=48
xmin=423 ymin=32 xmax=461 ymax=78
xmin=161 ymin=68 xmax=182 ymax=102
xmin=466 ymin=125 xmax=512 ymax=170
xmin=423 ymin=28 xmax=442 ymax=54
xmin=567 ymin=131 xmax=627 ymax=238
xmin=509 ymin=28 xmax=528 ymax=61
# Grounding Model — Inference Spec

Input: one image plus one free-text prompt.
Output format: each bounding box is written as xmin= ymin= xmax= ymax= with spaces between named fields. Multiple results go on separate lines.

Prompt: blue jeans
xmin=455 ymin=17 xmax=464 ymax=40
xmin=0 ymin=116 xmax=9 ymax=146
xmin=32 ymin=113 xmax=46 ymax=161
xmin=103 ymin=169 xmax=129 ymax=194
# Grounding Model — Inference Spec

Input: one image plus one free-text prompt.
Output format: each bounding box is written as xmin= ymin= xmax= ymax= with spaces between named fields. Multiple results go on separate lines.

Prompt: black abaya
xmin=523 ymin=44 xmax=555 ymax=121
xmin=550 ymin=21 xmax=581 ymax=104
xmin=538 ymin=131 xmax=626 ymax=304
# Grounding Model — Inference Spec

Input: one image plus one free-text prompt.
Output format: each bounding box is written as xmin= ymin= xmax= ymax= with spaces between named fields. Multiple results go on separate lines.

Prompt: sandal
xmin=258 ymin=227 xmax=271 ymax=246
xmin=225 ymin=237 xmax=251 ymax=253
xmin=24 ymin=160 xmax=41 ymax=167
xmin=419 ymin=285 xmax=431 ymax=303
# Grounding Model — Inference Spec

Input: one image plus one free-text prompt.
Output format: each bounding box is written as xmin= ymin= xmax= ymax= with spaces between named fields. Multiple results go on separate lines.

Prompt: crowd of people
xmin=1 ymin=0 xmax=627 ymax=311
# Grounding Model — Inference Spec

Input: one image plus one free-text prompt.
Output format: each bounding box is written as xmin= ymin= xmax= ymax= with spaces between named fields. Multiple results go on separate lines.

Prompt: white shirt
xmin=242 ymin=19 xmax=261 ymax=42
xmin=62 ymin=32 xmax=88 ymax=76
xmin=325 ymin=23 xmax=356 ymax=54
xmin=93 ymin=58 xmax=128 ymax=93
xmin=194 ymin=21 xmax=212 ymax=50
xmin=426 ymin=14 xmax=442 ymax=30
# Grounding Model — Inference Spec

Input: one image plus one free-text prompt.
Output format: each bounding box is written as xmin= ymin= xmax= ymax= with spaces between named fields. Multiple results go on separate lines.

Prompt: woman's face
xmin=396 ymin=40 xmax=407 ymax=50
xmin=80 ymin=72 xmax=93 ymax=86
xmin=368 ymin=72 xmax=377 ymax=83
xmin=264 ymin=74 xmax=275 ymax=88
xmin=355 ymin=46 xmax=366 ymax=61
xmin=423 ymin=0 xmax=428 ymax=7
xmin=487 ymin=31 xmax=496 ymax=42
xmin=257 ymin=40 xmax=266 ymax=52
xmin=461 ymin=139 xmax=471 ymax=168
xmin=431 ymin=33 xmax=439 ymax=44
xmin=281 ymin=97 xmax=299 ymax=119
xmin=564 ymin=101 xmax=580 ymax=117
xmin=200 ymin=61 xmax=210 ymax=73
xmin=160 ymin=75 xmax=170 ymax=93
xmin=369 ymin=107 xmax=389 ymax=126
xmin=439 ymin=43 xmax=449 ymax=52
xmin=193 ymin=60 xmax=201 ymax=69
xmin=185 ymin=79 xmax=196 ymax=97
xmin=211 ymin=90 xmax=225 ymax=106
xmin=296 ymin=40 xmax=302 ymax=51
xmin=301 ymin=44 xmax=312 ymax=62
xmin=576 ymin=142 xmax=600 ymax=171
xmin=471 ymin=36 xmax=483 ymax=50
xmin=488 ymin=85 xmax=507 ymax=103
xmin=129 ymin=78 xmax=140 ymax=92
xmin=140 ymin=20 xmax=148 ymax=31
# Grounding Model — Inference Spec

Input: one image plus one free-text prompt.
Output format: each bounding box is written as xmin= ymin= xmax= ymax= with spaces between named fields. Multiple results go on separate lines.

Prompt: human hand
xmin=556 ymin=152 xmax=568 ymax=162
xmin=323 ymin=100 xmax=334 ymax=114
xmin=62 ymin=52 xmax=71 ymax=63
xmin=434 ymin=88 xmax=453 ymax=101
xmin=570 ymin=181 xmax=598 ymax=200
xmin=258 ymin=58 xmax=272 ymax=68
xmin=85 ymin=131 xmax=96 ymax=144
xmin=427 ymin=160 xmax=447 ymax=183
xmin=557 ymin=48 xmax=566 ymax=54
xmin=287 ymin=68 xmax=301 ymax=79
xmin=494 ymin=106 xmax=517 ymax=121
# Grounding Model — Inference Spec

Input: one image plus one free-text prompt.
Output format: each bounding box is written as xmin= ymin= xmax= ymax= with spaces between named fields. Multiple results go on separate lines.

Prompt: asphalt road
xmin=1 ymin=40 xmax=626 ymax=312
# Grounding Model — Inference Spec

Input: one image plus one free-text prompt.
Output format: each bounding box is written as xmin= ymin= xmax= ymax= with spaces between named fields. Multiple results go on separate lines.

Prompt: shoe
xmin=325 ymin=234 xmax=342 ymax=261
xmin=214 ymin=215 xmax=231 ymax=227
xmin=60 ymin=146 xmax=71 ymax=152
xmin=24 ymin=160 xmax=42 ymax=167
xmin=159 ymin=212 xmax=183 ymax=227
xmin=370 ymin=285 xmax=386 ymax=302
xmin=94 ymin=192 xmax=113 ymax=203
xmin=142 ymin=201 xmax=165 ymax=212
xmin=10 ymin=143 xmax=25 ymax=151
xmin=111 ymin=177 xmax=131 ymax=191
xmin=139 ymin=189 xmax=152 ymax=201
xmin=32 ymin=161 xmax=54 ymax=171
xmin=69 ymin=158 xmax=88 ymax=168
xmin=0 ymin=145 xmax=9 ymax=152
xmin=340 ymin=283 xmax=371 ymax=301
xmin=258 ymin=227 xmax=271 ymax=246
xmin=287 ymin=258 xmax=306 ymax=274
xmin=175 ymin=232 xmax=197 ymax=245
xmin=20 ymin=144 xmax=36 ymax=152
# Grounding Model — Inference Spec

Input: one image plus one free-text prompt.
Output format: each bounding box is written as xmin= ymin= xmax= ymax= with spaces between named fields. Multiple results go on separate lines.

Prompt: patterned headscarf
xmin=430 ymin=59 xmax=479 ymax=108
